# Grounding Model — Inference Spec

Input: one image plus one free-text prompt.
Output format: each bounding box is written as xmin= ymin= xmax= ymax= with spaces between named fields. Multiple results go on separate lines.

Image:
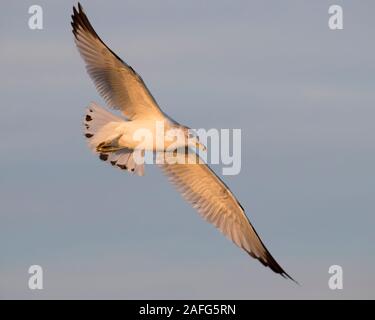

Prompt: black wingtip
xmin=270 ymin=260 xmax=299 ymax=285
xmin=71 ymin=2 xmax=102 ymax=41
xmin=246 ymin=243 xmax=298 ymax=284
xmin=282 ymin=271 xmax=300 ymax=285
xmin=273 ymin=262 xmax=299 ymax=285
xmin=71 ymin=2 xmax=129 ymax=67
xmin=71 ymin=3 xmax=86 ymax=36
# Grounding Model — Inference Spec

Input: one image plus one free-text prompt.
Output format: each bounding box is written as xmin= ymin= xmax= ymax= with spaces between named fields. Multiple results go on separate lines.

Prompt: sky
xmin=0 ymin=0 xmax=374 ymax=299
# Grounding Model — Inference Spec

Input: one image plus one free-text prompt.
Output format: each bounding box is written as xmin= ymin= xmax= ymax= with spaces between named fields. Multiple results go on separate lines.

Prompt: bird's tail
xmin=83 ymin=102 xmax=145 ymax=176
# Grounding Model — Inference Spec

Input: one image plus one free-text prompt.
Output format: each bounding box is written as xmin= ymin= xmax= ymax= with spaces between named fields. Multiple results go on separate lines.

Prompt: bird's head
xmin=183 ymin=126 xmax=206 ymax=152
xmin=165 ymin=124 xmax=206 ymax=152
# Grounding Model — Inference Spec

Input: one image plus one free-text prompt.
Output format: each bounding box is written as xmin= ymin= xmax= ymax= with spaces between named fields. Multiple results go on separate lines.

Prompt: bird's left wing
xmin=159 ymin=152 xmax=294 ymax=280
xmin=71 ymin=3 xmax=165 ymax=120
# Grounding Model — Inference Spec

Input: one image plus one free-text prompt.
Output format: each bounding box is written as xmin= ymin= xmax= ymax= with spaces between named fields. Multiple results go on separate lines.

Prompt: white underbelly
xmin=118 ymin=119 xmax=182 ymax=151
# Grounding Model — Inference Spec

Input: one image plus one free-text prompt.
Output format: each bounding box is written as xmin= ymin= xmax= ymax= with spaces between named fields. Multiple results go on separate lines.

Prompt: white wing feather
xmin=72 ymin=4 xmax=166 ymax=120
xmin=159 ymin=152 xmax=295 ymax=280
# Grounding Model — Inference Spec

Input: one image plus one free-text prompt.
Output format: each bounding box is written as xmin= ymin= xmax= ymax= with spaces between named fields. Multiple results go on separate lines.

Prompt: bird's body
xmin=102 ymin=118 xmax=179 ymax=151
xmin=72 ymin=3 xmax=295 ymax=281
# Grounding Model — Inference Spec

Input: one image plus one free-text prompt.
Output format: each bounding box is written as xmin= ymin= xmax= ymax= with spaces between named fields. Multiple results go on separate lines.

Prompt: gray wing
xmin=159 ymin=152 xmax=295 ymax=280
xmin=71 ymin=3 xmax=165 ymax=120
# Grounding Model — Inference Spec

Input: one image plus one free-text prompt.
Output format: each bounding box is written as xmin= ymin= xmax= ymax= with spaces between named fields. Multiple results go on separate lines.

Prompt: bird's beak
xmin=196 ymin=140 xmax=206 ymax=151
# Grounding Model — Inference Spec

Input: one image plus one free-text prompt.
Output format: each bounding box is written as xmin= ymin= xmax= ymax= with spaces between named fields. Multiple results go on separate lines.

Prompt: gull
xmin=71 ymin=3 xmax=295 ymax=281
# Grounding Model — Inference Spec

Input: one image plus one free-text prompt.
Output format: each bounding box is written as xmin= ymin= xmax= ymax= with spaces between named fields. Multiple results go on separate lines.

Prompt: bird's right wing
xmin=159 ymin=152 xmax=295 ymax=281
xmin=71 ymin=3 xmax=165 ymax=120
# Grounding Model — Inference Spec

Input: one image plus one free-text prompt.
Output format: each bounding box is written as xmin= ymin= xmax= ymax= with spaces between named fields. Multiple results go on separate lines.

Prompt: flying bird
xmin=71 ymin=3 xmax=295 ymax=281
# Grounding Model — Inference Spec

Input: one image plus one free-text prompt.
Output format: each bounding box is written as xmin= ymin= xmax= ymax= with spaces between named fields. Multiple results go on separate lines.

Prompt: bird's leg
xmin=96 ymin=134 xmax=124 ymax=153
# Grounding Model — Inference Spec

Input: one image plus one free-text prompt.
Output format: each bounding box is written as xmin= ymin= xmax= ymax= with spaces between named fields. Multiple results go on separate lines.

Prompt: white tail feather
xmin=83 ymin=102 xmax=145 ymax=176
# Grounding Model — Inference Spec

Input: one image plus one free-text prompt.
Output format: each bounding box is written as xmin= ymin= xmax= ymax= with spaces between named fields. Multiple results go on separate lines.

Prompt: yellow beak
xmin=196 ymin=141 xmax=207 ymax=151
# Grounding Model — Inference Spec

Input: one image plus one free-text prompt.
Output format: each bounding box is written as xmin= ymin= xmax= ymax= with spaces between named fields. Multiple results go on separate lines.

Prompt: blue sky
xmin=0 ymin=0 xmax=374 ymax=299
